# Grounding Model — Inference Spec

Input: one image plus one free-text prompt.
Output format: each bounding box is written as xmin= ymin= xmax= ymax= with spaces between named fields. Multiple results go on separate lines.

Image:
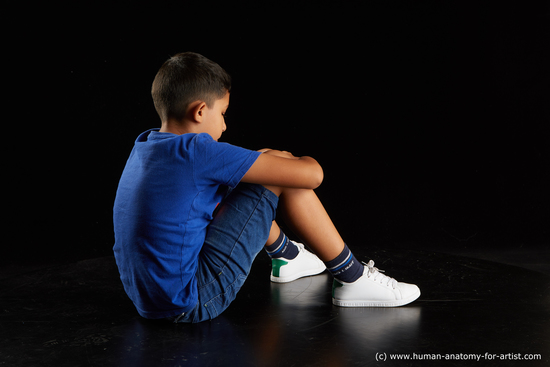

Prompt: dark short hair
xmin=151 ymin=52 xmax=231 ymax=122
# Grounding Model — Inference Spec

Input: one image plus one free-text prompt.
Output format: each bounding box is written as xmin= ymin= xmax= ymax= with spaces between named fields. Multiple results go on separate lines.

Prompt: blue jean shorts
xmin=170 ymin=183 xmax=278 ymax=323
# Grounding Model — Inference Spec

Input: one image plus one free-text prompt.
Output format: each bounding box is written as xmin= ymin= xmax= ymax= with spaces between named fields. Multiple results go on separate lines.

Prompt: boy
xmin=113 ymin=52 xmax=420 ymax=323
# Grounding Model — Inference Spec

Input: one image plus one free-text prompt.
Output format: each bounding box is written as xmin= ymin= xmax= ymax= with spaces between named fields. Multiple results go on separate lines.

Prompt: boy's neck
xmin=159 ymin=120 xmax=193 ymax=135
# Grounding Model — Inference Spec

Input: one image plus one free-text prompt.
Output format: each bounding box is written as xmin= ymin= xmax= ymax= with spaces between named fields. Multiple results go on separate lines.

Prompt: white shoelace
xmin=363 ymin=260 xmax=398 ymax=289
xmin=293 ymin=241 xmax=305 ymax=251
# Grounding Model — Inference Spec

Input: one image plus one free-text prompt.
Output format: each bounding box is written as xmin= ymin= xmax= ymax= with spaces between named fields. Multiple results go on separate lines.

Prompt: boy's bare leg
xmin=266 ymin=220 xmax=281 ymax=245
xmin=263 ymin=185 xmax=421 ymax=307
xmin=265 ymin=186 xmax=345 ymax=262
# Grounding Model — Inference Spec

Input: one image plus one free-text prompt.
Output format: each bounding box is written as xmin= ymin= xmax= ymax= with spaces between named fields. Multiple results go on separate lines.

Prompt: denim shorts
xmin=170 ymin=183 xmax=278 ymax=323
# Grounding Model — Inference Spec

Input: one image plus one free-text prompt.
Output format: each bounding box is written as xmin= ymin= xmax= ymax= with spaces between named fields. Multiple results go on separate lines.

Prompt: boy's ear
xmin=188 ymin=101 xmax=207 ymax=123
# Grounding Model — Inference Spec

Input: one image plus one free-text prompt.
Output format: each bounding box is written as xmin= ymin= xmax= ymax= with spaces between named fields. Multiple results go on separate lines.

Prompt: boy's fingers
xmin=258 ymin=149 xmax=297 ymax=159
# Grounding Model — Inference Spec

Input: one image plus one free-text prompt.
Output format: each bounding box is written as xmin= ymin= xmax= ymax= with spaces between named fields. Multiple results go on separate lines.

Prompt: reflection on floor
xmin=1 ymin=246 xmax=549 ymax=366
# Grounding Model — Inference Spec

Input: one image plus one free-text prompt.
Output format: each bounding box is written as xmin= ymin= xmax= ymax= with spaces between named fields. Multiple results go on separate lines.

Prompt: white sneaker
xmin=332 ymin=260 xmax=420 ymax=307
xmin=270 ymin=241 xmax=326 ymax=283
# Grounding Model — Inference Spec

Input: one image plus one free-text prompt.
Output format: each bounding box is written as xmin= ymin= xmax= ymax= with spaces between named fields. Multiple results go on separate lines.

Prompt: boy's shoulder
xmin=134 ymin=129 xmax=257 ymax=160
xmin=135 ymin=129 xmax=216 ymax=148
xmin=127 ymin=128 xmax=260 ymax=188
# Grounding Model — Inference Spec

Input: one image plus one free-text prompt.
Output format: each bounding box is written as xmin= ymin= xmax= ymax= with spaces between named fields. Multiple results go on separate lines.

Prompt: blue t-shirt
xmin=113 ymin=129 xmax=261 ymax=319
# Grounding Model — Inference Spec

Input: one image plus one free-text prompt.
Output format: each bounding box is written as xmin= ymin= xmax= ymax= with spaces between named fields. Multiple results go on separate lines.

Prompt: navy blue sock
xmin=265 ymin=229 xmax=299 ymax=260
xmin=325 ymin=244 xmax=363 ymax=283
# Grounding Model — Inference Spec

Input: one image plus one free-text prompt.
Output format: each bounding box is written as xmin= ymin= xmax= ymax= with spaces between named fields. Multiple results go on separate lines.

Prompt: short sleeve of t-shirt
xmin=190 ymin=133 xmax=261 ymax=189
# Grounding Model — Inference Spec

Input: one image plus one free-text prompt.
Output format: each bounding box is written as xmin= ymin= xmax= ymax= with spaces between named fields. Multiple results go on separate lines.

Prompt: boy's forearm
xmin=260 ymin=150 xmax=323 ymax=182
xmin=242 ymin=149 xmax=324 ymax=189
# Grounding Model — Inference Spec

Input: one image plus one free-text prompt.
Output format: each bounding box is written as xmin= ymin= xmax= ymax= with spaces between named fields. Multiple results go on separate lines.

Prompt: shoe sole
xmin=332 ymin=288 xmax=421 ymax=307
xmin=270 ymin=266 xmax=326 ymax=283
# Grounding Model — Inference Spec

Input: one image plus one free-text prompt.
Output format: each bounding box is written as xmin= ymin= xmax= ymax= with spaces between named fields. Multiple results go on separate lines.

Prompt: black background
xmin=7 ymin=0 xmax=548 ymax=265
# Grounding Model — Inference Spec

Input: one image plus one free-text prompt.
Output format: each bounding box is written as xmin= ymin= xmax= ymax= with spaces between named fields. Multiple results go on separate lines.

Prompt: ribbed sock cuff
xmin=325 ymin=244 xmax=363 ymax=283
xmin=265 ymin=229 xmax=299 ymax=260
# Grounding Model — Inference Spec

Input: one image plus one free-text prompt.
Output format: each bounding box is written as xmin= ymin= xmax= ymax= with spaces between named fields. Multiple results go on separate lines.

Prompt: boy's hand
xmin=258 ymin=149 xmax=298 ymax=160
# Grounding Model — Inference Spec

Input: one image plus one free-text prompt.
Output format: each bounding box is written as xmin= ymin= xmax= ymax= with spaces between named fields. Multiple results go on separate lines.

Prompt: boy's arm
xmin=241 ymin=149 xmax=324 ymax=189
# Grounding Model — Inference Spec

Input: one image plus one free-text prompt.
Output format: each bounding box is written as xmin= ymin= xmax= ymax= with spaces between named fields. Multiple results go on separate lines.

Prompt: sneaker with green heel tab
xmin=270 ymin=241 xmax=326 ymax=283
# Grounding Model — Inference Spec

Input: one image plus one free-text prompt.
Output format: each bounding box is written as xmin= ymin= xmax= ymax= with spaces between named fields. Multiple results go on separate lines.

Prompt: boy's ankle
xmin=265 ymin=230 xmax=299 ymax=260
xmin=324 ymin=244 xmax=363 ymax=283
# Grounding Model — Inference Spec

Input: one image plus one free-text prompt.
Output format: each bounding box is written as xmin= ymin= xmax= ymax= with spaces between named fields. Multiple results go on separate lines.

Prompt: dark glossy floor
xmin=2 ymin=244 xmax=549 ymax=366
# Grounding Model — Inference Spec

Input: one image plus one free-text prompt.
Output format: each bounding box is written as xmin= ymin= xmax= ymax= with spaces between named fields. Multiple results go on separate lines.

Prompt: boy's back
xmin=113 ymin=129 xmax=260 ymax=319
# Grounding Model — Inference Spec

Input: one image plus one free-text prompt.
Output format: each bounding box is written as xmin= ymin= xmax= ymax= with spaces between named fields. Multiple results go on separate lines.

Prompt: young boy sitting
xmin=113 ymin=52 xmax=420 ymax=323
